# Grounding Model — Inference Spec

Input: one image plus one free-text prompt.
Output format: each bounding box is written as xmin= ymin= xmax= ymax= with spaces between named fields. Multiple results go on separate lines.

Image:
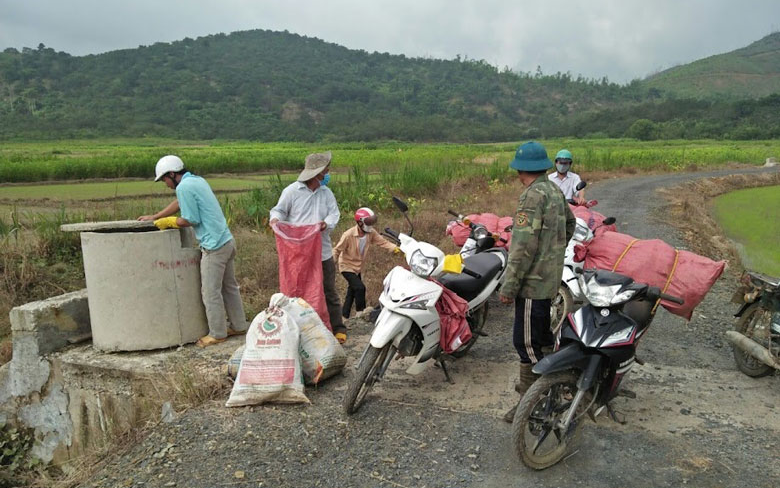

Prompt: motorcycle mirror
xmin=576 ymin=181 xmax=587 ymax=191
xmin=392 ymin=197 xmax=409 ymax=213
xmin=602 ymin=217 xmax=616 ymax=226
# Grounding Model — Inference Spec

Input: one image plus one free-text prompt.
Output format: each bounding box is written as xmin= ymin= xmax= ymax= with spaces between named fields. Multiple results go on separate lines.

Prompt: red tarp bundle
xmin=272 ymin=222 xmax=331 ymax=330
xmin=576 ymin=231 xmax=725 ymax=320
xmin=446 ymin=213 xmax=513 ymax=247
xmin=569 ymin=204 xmax=617 ymax=235
xmin=435 ymin=285 xmax=471 ymax=354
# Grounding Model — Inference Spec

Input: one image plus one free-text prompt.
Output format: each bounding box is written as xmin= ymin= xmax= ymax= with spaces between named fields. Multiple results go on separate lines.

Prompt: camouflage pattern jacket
xmin=500 ymin=174 xmax=576 ymax=299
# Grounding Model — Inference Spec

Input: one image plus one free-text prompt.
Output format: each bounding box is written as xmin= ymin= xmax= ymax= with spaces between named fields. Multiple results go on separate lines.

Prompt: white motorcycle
xmin=551 ymin=183 xmax=616 ymax=334
xmin=343 ymin=198 xmax=508 ymax=415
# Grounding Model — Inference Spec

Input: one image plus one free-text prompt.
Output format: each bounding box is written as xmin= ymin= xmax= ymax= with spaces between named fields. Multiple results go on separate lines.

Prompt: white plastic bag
xmin=225 ymin=304 xmax=309 ymax=407
xmin=271 ymin=293 xmax=347 ymax=385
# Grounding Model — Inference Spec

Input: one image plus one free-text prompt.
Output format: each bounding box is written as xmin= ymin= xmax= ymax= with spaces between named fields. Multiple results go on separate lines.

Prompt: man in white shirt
xmin=269 ymin=151 xmax=346 ymax=342
xmin=548 ymin=149 xmax=585 ymax=205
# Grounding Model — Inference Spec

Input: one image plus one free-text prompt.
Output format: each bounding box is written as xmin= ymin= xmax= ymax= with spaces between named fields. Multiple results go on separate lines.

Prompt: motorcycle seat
xmin=439 ymin=251 xmax=504 ymax=302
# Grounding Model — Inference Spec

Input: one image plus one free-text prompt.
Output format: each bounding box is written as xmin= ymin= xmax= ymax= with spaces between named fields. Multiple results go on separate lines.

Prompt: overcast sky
xmin=1 ymin=0 xmax=779 ymax=83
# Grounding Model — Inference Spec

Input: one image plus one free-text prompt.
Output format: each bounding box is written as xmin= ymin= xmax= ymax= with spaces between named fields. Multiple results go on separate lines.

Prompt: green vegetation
xmin=0 ymin=140 xmax=511 ymax=182
xmin=1 ymin=139 xmax=776 ymax=185
xmin=3 ymin=29 xmax=780 ymax=142
xmin=0 ymin=177 xmax=271 ymax=200
xmin=712 ymin=185 xmax=780 ymax=276
xmin=645 ymin=32 xmax=780 ymax=99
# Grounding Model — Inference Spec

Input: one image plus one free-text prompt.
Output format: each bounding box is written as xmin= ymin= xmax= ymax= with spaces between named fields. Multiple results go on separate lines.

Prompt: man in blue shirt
xmin=139 ymin=155 xmax=247 ymax=348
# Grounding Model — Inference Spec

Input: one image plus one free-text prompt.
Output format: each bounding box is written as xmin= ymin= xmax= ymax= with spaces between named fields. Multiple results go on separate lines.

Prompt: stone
xmin=9 ymin=333 xmax=51 ymax=397
xmin=17 ymin=384 xmax=73 ymax=463
xmin=9 ymin=289 xmax=91 ymax=353
xmin=161 ymin=402 xmax=176 ymax=424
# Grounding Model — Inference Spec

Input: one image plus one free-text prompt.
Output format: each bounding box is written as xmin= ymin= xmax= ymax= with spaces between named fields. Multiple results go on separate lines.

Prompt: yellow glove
xmin=442 ymin=254 xmax=463 ymax=274
xmin=154 ymin=217 xmax=180 ymax=230
xmin=393 ymin=247 xmax=402 ymax=255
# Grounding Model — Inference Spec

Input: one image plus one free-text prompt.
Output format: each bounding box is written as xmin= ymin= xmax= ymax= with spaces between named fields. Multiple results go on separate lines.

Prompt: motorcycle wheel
xmin=733 ymin=302 xmax=774 ymax=377
xmin=550 ymin=285 xmax=573 ymax=336
xmin=512 ymin=371 xmax=586 ymax=470
xmin=450 ymin=301 xmax=489 ymax=359
xmin=342 ymin=343 xmax=394 ymax=415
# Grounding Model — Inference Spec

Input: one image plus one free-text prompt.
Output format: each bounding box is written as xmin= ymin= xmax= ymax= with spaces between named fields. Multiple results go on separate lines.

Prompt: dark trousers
xmin=512 ymin=298 xmax=554 ymax=364
xmin=322 ymin=258 xmax=345 ymax=334
xmin=341 ymin=271 xmax=366 ymax=318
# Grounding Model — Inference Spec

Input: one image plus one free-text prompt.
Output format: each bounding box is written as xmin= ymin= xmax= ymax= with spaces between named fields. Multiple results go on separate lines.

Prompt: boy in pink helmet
xmin=333 ymin=207 xmax=399 ymax=325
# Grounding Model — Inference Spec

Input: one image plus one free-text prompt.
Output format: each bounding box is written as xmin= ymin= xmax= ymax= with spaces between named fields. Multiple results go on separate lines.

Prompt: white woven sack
xmin=271 ymin=293 xmax=347 ymax=384
xmin=225 ymin=305 xmax=309 ymax=407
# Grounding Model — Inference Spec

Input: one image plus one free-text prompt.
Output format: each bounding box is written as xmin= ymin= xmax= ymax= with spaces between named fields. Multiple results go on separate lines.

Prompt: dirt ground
xmin=76 ymin=166 xmax=779 ymax=488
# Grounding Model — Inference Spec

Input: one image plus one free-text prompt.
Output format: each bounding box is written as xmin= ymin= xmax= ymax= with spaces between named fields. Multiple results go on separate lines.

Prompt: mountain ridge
xmin=1 ymin=28 xmax=779 ymax=141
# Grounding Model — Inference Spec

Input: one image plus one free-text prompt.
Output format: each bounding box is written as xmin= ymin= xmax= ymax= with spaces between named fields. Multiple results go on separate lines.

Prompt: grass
xmin=1 ymin=138 xmax=778 ymax=183
xmin=711 ymin=185 xmax=780 ymax=276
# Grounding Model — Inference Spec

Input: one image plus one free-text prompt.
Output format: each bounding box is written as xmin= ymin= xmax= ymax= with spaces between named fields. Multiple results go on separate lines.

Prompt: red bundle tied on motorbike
xmin=569 ymin=204 xmax=616 ymax=236
xmin=435 ymin=285 xmax=471 ymax=354
xmin=272 ymin=222 xmax=331 ymax=330
xmin=581 ymin=231 xmax=725 ymax=320
xmin=445 ymin=213 xmax=513 ymax=247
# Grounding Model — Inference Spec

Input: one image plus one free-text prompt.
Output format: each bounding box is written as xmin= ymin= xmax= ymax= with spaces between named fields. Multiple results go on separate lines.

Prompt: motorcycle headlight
xmin=583 ymin=277 xmax=622 ymax=307
xmin=473 ymin=226 xmax=490 ymax=240
xmin=610 ymin=289 xmax=636 ymax=305
xmin=409 ymin=250 xmax=438 ymax=277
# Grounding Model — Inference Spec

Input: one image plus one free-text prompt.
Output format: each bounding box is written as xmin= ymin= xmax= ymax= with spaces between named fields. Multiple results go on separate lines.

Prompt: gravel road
xmin=84 ymin=167 xmax=779 ymax=488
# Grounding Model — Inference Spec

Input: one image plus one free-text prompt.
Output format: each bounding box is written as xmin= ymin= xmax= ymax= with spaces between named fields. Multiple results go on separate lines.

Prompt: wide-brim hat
xmin=509 ymin=141 xmax=553 ymax=172
xmin=298 ymin=151 xmax=332 ymax=182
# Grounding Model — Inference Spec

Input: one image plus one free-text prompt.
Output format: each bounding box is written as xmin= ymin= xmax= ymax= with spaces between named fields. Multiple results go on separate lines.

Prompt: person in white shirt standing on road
xmin=548 ymin=149 xmax=585 ymax=205
xmin=269 ymin=151 xmax=346 ymax=343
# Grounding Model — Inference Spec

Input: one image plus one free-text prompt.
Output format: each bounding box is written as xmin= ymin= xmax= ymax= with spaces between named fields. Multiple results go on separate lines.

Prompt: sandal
xmin=196 ymin=335 xmax=227 ymax=348
xmin=226 ymin=328 xmax=246 ymax=337
xmin=334 ymin=332 xmax=347 ymax=344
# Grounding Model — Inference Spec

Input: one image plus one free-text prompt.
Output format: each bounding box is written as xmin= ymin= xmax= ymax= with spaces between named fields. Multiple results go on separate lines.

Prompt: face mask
xmin=361 ymin=224 xmax=374 ymax=233
xmin=320 ymin=173 xmax=330 ymax=186
xmin=556 ymin=163 xmax=570 ymax=174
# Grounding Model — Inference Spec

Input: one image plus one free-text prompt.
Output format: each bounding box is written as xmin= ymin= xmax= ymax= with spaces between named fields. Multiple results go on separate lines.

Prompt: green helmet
xmin=509 ymin=141 xmax=553 ymax=172
xmin=555 ymin=149 xmax=573 ymax=162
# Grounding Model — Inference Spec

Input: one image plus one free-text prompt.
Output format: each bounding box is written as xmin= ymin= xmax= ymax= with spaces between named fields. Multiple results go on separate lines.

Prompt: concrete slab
xmin=9 ymin=289 xmax=90 ymax=351
xmin=52 ymin=338 xmax=244 ymax=460
xmin=60 ymin=220 xmax=156 ymax=233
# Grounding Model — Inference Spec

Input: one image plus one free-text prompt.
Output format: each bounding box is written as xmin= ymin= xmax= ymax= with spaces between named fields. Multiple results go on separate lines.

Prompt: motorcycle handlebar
xmin=462 ymin=267 xmax=482 ymax=279
xmin=448 ymin=209 xmax=460 ymax=218
xmin=383 ymin=227 xmax=400 ymax=244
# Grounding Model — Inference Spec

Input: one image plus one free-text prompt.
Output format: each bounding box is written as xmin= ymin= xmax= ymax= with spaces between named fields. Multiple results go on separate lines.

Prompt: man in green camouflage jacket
xmin=499 ymin=141 xmax=576 ymax=422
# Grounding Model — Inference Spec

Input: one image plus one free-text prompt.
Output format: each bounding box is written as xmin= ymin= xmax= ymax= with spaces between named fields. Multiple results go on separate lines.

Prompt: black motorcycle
xmin=512 ymin=268 xmax=684 ymax=469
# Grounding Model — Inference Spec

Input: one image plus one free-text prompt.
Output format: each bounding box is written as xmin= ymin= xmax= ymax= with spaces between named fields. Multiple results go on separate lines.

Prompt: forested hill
xmin=1 ymin=29 xmax=780 ymax=141
xmin=644 ymin=32 xmax=780 ymax=99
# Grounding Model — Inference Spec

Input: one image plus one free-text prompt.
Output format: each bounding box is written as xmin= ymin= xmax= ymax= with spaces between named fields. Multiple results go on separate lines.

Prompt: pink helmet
xmin=354 ymin=207 xmax=377 ymax=225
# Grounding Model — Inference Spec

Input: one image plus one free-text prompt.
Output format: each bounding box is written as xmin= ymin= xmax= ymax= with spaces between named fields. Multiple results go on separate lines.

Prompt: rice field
xmin=1 ymin=138 xmax=777 ymax=183
xmin=711 ymin=185 xmax=780 ymax=276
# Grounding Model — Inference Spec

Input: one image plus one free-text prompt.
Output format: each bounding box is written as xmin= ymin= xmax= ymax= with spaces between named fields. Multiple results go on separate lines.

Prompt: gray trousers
xmin=322 ymin=258 xmax=345 ymax=334
xmin=201 ymin=239 xmax=247 ymax=339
